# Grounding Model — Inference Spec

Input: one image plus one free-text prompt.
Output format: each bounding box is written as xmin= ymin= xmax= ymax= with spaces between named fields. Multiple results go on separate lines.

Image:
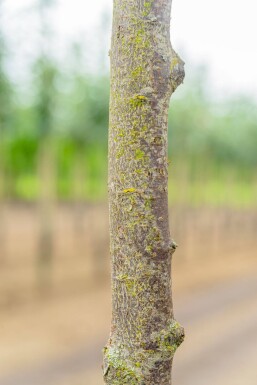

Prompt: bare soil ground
xmin=0 ymin=204 xmax=256 ymax=384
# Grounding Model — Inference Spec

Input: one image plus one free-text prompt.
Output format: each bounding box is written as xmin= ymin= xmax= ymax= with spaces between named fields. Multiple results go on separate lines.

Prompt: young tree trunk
xmin=104 ymin=1 xmax=185 ymax=384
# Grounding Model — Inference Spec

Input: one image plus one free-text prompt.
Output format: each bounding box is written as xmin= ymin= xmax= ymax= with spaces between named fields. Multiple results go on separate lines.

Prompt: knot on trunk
xmin=170 ymin=50 xmax=185 ymax=92
xmin=149 ymin=319 xmax=185 ymax=356
xmin=103 ymin=321 xmax=184 ymax=384
xmin=169 ymin=239 xmax=178 ymax=254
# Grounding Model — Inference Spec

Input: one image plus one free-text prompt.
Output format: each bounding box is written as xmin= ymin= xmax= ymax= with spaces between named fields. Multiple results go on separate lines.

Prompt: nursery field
xmin=0 ymin=203 xmax=256 ymax=385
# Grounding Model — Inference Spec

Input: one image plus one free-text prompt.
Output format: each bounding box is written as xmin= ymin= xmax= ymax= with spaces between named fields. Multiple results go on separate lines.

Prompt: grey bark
xmin=104 ymin=1 xmax=185 ymax=384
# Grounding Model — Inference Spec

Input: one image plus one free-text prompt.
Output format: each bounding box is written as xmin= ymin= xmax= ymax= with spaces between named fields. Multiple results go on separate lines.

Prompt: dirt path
xmin=1 ymin=274 xmax=257 ymax=385
xmin=174 ymin=274 xmax=257 ymax=385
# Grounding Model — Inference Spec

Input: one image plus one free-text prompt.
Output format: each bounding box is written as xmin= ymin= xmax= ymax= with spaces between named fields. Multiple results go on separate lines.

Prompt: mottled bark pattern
xmin=104 ymin=1 xmax=185 ymax=384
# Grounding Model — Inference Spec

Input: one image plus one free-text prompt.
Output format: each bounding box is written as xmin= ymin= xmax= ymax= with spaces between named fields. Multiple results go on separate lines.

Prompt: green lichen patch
xmin=170 ymin=55 xmax=180 ymax=71
xmin=104 ymin=345 xmax=143 ymax=385
xmin=123 ymin=188 xmax=137 ymax=193
xmin=104 ymin=338 xmax=182 ymax=385
xmin=151 ymin=320 xmax=185 ymax=357
xmin=129 ymin=95 xmax=148 ymax=108
xmin=135 ymin=149 xmax=145 ymax=160
xmin=142 ymin=0 xmax=154 ymax=16
xmin=131 ymin=66 xmax=143 ymax=79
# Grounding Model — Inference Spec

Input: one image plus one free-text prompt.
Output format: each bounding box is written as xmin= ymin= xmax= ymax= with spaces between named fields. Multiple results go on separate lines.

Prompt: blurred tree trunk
xmin=0 ymin=2 xmax=4 ymax=264
xmin=36 ymin=63 xmax=56 ymax=292
xmin=0 ymin=132 xmax=5 ymax=265
xmin=37 ymin=138 xmax=55 ymax=291
xmin=0 ymin=1 xmax=11 ymax=265
xmin=72 ymin=148 xmax=86 ymax=239
xmin=104 ymin=1 xmax=185 ymax=384
xmin=36 ymin=0 xmax=56 ymax=292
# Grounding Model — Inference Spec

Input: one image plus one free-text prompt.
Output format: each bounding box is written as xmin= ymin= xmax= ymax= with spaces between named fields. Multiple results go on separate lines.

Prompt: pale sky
xmin=4 ymin=0 xmax=257 ymax=100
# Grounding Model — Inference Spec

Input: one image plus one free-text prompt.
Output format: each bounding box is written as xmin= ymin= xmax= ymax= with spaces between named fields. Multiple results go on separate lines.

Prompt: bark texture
xmin=104 ymin=1 xmax=185 ymax=384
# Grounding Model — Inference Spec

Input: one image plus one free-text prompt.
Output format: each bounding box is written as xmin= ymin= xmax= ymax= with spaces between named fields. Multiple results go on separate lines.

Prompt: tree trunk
xmin=104 ymin=1 xmax=185 ymax=384
xmin=37 ymin=139 xmax=55 ymax=293
xmin=0 ymin=134 xmax=6 ymax=265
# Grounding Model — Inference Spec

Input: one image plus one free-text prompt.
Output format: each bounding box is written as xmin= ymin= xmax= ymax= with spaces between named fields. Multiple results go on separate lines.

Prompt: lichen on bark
xmin=104 ymin=0 xmax=185 ymax=384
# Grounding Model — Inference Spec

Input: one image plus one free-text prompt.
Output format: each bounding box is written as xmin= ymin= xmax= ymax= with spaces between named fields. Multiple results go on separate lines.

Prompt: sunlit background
xmin=0 ymin=0 xmax=257 ymax=384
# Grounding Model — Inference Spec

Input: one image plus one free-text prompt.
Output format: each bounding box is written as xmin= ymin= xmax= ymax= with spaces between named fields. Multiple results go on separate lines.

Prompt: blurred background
xmin=0 ymin=0 xmax=257 ymax=384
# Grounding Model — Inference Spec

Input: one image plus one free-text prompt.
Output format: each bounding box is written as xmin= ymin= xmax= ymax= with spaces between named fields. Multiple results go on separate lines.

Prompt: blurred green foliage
xmin=3 ymin=68 xmax=256 ymax=207
xmin=0 ymin=4 xmax=256 ymax=207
